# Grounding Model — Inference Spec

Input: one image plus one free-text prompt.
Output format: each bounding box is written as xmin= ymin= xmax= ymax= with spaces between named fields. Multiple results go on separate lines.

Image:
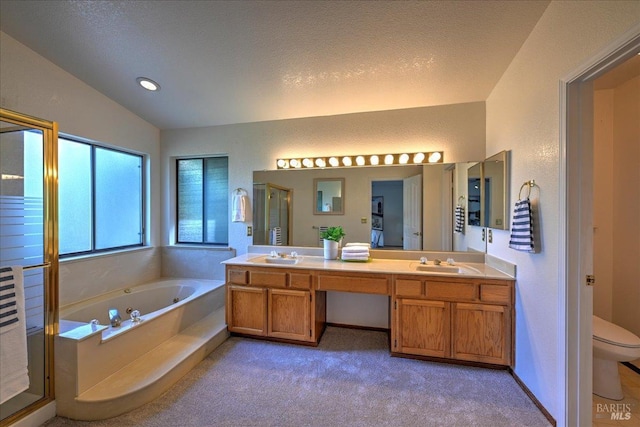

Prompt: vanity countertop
xmin=222 ymin=253 xmax=514 ymax=280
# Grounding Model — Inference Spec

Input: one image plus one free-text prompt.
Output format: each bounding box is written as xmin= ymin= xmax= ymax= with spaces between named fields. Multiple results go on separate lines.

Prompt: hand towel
xmin=231 ymin=191 xmax=248 ymax=222
xmin=454 ymin=205 xmax=465 ymax=234
xmin=509 ymin=198 xmax=534 ymax=252
xmin=270 ymin=227 xmax=282 ymax=246
xmin=0 ymin=266 xmax=29 ymax=404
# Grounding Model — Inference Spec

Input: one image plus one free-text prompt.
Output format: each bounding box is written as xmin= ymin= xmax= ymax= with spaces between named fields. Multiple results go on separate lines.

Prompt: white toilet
xmin=592 ymin=315 xmax=640 ymax=400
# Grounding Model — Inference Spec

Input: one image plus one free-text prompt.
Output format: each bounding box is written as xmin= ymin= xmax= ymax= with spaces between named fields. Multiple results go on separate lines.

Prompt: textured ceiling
xmin=0 ymin=1 xmax=550 ymax=130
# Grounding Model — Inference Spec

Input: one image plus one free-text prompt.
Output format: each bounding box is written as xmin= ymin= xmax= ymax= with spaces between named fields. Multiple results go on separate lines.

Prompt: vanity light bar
xmin=276 ymin=151 xmax=443 ymax=169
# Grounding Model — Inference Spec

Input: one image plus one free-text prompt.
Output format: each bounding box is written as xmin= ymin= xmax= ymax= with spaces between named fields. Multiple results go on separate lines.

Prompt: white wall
xmin=593 ymin=89 xmax=615 ymax=321
xmin=610 ymin=76 xmax=640 ymax=336
xmin=0 ymin=32 xmax=162 ymax=305
xmin=485 ymin=1 xmax=640 ymax=423
xmin=161 ymin=101 xmax=486 ymax=254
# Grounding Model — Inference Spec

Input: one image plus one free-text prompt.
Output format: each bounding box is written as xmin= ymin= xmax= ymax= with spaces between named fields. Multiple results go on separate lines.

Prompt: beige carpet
xmin=43 ymin=327 xmax=551 ymax=426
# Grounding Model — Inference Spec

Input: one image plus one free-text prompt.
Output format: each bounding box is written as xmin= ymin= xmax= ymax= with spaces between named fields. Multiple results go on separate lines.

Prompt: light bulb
xmin=329 ymin=157 xmax=339 ymax=167
xmin=370 ymin=155 xmax=379 ymax=165
xmin=355 ymin=156 xmax=365 ymax=166
xmin=384 ymin=154 xmax=394 ymax=165
xmin=399 ymin=153 xmax=409 ymax=164
xmin=342 ymin=156 xmax=352 ymax=166
xmin=428 ymin=152 xmax=442 ymax=163
xmin=413 ymin=152 xmax=425 ymax=163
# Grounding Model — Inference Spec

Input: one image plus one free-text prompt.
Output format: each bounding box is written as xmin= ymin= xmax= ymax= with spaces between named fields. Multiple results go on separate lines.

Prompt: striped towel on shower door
xmin=454 ymin=205 xmax=465 ymax=234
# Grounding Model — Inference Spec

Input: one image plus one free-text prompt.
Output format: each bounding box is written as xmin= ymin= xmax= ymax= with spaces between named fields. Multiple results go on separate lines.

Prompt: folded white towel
xmin=341 ymin=251 xmax=369 ymax=257
xmin=341 ymin=253 xmax=370 ymax=260
xmin=0 ymin=266 xmax=29 ymax=404
xmin=232 ymin=192 xmax=248 ymax=223
xmin=341 ymin=245 xmax=370 ymax=253
xmin=345 ymin=243 xmax=370 ymax=248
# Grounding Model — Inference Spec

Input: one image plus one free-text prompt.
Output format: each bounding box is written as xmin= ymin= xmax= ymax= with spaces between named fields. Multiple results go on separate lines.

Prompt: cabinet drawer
xmin=289 ymin=272 xmax=312 ymax=290
xmin=480 ymin=284 xmax=511 ymax=304
xmin=249 ymin=270 xmax=288 ymax=288
xmin=317 ymin=274 xmax=390 ymax=295
xmin=425 ymin=281 xmax=477 ymax=301
xmin=395 ymin=279 xmax=423 ymax=297
xmin=228 ymin=269 xmax=249 ymax=285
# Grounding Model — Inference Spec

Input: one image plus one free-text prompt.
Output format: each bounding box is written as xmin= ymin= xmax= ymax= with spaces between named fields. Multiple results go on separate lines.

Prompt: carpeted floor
xmin=43 ymin=327 xmax=551 ymax=426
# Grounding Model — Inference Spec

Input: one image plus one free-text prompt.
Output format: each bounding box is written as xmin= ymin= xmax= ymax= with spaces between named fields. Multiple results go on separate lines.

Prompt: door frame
xmin=561 ymin=27 xmax=639 ymax=427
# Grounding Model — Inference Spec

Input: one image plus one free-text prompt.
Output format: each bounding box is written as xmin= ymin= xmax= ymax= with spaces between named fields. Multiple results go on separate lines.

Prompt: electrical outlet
xmin=247 ymin=226 xmax=252 ymax=236
xmin=361 ymin=217 xmax=367 ymax=224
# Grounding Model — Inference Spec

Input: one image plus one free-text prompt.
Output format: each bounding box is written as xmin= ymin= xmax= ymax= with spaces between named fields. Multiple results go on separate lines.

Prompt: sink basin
xmin=250 ymin=255 xmax=303 ymax=265
xmin=412 ymin=263 xmax=482 ymax=275
xmin=415 ymin=264 xmax=462 ymax=273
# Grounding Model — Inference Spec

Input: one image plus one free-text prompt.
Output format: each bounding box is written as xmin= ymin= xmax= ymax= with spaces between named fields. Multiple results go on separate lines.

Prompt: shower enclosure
xmin=253 ymin=183 xmax=291 ymax=246
xmin=0 ymin=109 xmax=58 ymax=426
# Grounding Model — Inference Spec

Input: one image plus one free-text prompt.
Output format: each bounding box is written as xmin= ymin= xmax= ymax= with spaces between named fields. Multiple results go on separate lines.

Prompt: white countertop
xmin=222 ymin=253 xmax=514 ymax=280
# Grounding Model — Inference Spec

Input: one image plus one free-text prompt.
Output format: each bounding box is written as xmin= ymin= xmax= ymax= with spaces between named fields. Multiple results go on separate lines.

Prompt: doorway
xmin=563 ymin=32 xmax=639 ymax=426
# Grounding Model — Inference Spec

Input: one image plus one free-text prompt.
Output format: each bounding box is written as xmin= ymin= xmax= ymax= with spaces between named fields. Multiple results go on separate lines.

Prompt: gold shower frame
xmin=0 ymin=108 xmax=58 ymax=426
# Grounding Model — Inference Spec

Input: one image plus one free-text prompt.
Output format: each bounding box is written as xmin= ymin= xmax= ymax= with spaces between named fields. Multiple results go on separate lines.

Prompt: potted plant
xmin=320 ymin=226 xmax=345 ymax=260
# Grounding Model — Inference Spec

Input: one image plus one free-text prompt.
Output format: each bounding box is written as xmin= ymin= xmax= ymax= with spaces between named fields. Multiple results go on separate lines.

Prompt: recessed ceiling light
xmin=136 ymin=77 xmax=160 ymax=91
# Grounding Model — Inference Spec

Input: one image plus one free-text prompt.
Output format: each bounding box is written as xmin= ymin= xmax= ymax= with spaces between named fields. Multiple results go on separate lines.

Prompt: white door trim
xmin=560 ymin=25 xmax=640 ymax=427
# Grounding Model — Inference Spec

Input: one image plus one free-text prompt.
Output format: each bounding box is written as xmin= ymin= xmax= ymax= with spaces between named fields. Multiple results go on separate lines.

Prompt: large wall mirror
xmin=253 ymin=162 xmax=484 ymax=253
xmin=313 ymin=178 xmax=344 ymax=214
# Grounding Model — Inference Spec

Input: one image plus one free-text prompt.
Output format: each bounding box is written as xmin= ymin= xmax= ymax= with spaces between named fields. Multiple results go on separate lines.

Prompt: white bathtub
xmin=60 ymin=278 xmax=219 ymax=341
xmin=56 ymin=278 xmax=228 ymax=420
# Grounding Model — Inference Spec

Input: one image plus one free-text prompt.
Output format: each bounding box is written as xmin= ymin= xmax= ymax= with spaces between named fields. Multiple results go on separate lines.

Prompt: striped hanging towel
xmin=509 ymin=198 xmax=534 ymax=252
xmin=454 ymin=205 xmax=465 ymax=234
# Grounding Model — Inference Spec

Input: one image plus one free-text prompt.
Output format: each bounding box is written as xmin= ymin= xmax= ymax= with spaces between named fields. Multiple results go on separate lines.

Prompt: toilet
xmin=592 ymin=315 xmax=640 ymax=400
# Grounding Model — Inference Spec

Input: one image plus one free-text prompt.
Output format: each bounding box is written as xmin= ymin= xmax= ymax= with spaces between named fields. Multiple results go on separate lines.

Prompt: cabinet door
xmin=394 ymin=299 xmax=450 ymax=358
xmin=452 ymin=303 xmax=511 ymax=365
xmin=268 ymin=289 xmax=311 ymax=342
xmin=227 ymin=285 xmax=267 ymax=336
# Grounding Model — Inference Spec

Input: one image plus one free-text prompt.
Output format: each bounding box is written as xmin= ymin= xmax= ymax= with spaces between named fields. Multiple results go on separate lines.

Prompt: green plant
xmin=320 ymin=226 xmax=346 ymax=242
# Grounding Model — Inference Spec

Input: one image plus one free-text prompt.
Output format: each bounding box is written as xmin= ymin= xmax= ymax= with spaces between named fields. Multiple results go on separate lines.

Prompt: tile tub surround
xmin=55 ymin=278 xmax=228 ymax=421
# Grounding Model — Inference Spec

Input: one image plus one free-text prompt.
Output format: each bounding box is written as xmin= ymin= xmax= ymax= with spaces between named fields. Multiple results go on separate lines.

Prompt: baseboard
xmin=325 ymin=322 xmax=390 ymax=333
xmin=622 ymin=361 xmax=640 ymax=375
xmin=509 ymin=368 xmax=556 ymax=427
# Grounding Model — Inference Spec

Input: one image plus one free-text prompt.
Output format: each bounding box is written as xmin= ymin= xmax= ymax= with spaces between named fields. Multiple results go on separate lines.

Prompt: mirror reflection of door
xmin=253 ymin=183 xmax=291 ymax=245
xmin=467 ymin=162 xmax=482 ymax=226
xmin=371 ymin=176 xmax=422 ymax=250
xmin=403 ymin=174 xmax=422 ymax=250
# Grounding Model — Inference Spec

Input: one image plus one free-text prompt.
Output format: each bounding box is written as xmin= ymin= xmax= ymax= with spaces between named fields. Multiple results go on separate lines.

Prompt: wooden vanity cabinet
xmin=225 ymin=265 xmax=325 ymax=344
xmin=392 ymin=275 xmax=514 ymax=367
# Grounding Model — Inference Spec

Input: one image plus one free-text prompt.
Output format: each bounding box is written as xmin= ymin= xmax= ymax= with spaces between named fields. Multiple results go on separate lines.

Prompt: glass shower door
xmin=0 ymin=111 xmax=57 ymax=425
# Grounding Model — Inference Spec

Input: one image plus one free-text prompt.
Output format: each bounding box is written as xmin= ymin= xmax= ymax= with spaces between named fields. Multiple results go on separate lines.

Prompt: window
xmin=177 ymin=157 xmax=228 ymax=244
xmin=59 ymin=137 xmax=143 ymax=256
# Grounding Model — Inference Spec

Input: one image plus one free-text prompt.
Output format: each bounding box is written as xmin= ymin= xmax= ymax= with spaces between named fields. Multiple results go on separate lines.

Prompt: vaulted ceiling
xmin=0 ymin=1 xmax=550 ymax=129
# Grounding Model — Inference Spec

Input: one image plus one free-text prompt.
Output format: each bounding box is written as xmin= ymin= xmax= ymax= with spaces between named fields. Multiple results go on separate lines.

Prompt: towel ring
xmin=518 ymin=180 xmax=535 ymax=199
xmin=457 ymin=195 xmax=465 ymax=204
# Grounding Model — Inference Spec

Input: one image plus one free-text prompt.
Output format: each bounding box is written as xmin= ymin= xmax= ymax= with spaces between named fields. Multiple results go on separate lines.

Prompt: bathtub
xmin=60 ymin=278 xmax=219 ymax=340
xmin=55 ymin=278 xmax=228 ymax=420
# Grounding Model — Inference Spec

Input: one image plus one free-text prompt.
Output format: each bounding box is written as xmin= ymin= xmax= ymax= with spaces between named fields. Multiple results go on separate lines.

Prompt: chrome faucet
xmin=108 ymin=308 xmax=122 ymax=327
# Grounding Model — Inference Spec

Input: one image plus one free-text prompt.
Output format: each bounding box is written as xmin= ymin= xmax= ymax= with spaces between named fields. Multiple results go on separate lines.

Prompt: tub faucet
xmin=108 ymin=308 xmax=122 ymax=327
